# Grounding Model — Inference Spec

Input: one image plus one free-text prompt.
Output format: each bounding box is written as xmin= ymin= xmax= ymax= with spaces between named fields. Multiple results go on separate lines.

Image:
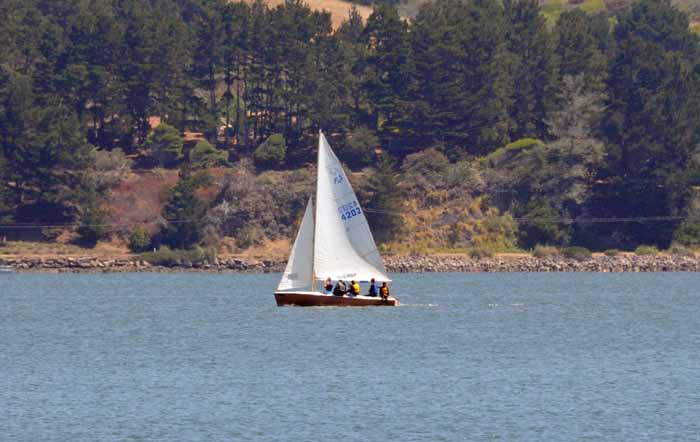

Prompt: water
xmin=1 ymin=272 xmax=699 ymax=441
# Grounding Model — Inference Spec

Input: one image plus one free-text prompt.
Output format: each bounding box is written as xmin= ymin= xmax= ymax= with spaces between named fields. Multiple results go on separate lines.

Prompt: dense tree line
xmin=1 ymin=0 xmax=700 ymax=251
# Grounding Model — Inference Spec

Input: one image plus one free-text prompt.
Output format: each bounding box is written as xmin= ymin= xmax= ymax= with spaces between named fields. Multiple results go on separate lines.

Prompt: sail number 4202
xmin=338 ymin=200 xmax=362 ymax=221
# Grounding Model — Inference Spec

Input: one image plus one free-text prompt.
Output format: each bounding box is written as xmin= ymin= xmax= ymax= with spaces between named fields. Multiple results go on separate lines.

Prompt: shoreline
xmin=2 ymin=253 xmax=700 ymax=273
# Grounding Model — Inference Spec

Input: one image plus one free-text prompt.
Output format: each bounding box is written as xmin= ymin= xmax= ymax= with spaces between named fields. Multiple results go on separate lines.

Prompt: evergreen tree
xmin=363 ymin=4 xmax=413 ymax=153
xmin=190 ymin=139 xmax=227 ymax=169
xmin=597 ymin=0 xmax=700 ymax=247
xmin=410 ymin=0 xmax=514 ymax=154
xmin=504 ymin=0 xmax=558 ymax=139
xmin=365 ymin=153 xmax=403 ymax=243
xmin=0 ymin=73 xmax=91 ymax=214
xmin=147 ymin=123 xmax=183 ymax=168
xmin=161 ymin=168 xmax=204 ymax=249
xmin=554 ymin=10 xmax=608 ymax=92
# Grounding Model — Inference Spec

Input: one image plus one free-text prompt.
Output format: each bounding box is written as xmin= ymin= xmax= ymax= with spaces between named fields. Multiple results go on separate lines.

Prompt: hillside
xmin=3 ymin=0 xmax=700 ymax=261
xmin=246 ymin=0 xmax=700 ymax=31
xmin=243 ymin=0 xmax=372 ymax=28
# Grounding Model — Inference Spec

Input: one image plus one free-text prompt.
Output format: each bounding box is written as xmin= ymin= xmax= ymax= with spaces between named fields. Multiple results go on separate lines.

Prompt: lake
xmin=1 ymin=272 xmax=699 ymax=441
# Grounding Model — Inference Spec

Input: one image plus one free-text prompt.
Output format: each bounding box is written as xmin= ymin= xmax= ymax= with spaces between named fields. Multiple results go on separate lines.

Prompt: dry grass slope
xmin=241 ymin=0 xmax=372 ymax=29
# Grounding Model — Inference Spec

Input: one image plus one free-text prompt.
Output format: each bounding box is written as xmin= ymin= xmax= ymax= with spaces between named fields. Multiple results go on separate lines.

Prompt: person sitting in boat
xmin=367 ymin=278 xmax=378 ymax=297
xmin=380 ymin=282 xmax=390 ymax=301
xmin=333 ymin=280 xmax=347 ymax=296
xmin=323 ymin=278 xmax=333 ymax=294
xmin=349 ymin=280 xmax=360 ymax=297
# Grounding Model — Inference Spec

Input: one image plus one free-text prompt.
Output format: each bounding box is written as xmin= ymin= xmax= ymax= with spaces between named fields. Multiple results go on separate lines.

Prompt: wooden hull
xmin=274 ymin=291 xmax=399 ymax=307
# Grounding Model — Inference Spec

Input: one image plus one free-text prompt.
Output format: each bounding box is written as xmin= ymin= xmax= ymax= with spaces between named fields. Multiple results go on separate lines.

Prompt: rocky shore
xmin=2 ymin=253 xmax=700 ymax=273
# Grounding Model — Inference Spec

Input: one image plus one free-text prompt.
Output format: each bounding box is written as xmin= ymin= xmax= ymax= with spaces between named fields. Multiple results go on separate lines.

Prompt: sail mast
xmin=310 ymin=129 xmax=322 ymax=292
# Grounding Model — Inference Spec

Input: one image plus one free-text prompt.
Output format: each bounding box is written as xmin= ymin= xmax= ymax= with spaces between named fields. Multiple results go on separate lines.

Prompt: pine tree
xmin=598 ymin=0 xmax=700 ymax=247
xmin=503 ymin=0 xmax=558 ymax=140
xmin=554 ymin=10 xmax=607 ymax=92
xmin=410 ymin=0 xmax=514 ymax=155
xmin=161 ymin=168 xmax=204 ymax=249
xmin=363 ymin=4 xmax=413 ymax=153
xmin=365 ymin=153 xmax=403 ymax=243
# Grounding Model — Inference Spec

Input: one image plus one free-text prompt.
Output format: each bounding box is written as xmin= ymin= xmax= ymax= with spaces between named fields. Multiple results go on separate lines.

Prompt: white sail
xmin=277 ymin=198 xmax=315 ymax=291
xmin=314 ymin=132 xmax=390 ymax=282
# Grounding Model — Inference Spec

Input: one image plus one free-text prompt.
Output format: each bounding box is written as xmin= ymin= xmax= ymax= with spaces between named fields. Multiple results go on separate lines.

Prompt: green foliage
xmin=581 ymin=0 xmax=607 ymax=13
xmin=604 ymin=248 xmax=620 ymax=256
xmin=128 ymin=225 xmax=152 ymax=253
xmin=205 ymin=162 xmax=313 ymax=248
xmin=365 ymin=154 xmax=404 ymax=243
xmin=554 ymin=10 xmax=608 ymax=92
xmin=504 ymin=0 xmax=558 ymax=140
xmin=147 ymin=123 xmax=183 ymax=168
xmin=76 ymin=203 xmax=108 ymax=248
xmin=160 ymin=168 xmax=204 ymax=249
xmin=473 ymin=210 xmax=519 ymax=252
xmin=93 ymin=148 xmax=133 ymax=172
xmin=505 ymin=138 xmax=543 ymax=152
xmin=400 ymin=148 xmax=450 ymax=204
xmin=541 ymin=0 xmax=566 ymax=24
xmin=596 ymin=0 xmax=700 ymax=248
xmin=408 ymin=0 xmax=514 ymax=154
xmin=519 ymin=199 xmax=571 ymax=248
xmin=141 ymin=246 xmax=214 ymax=267
xmin=560 ymin=246 xmax=592 ymax=261
xmin=253 ymin=134 xmax=286 ymax=169
xmin=673 ymin=215 xmax=700 ymax=247
xmin=533 ymin=245 xmax=559 ymax=258
xmin=673 ymin=190 xmax=700 ymax=246
xmin=340 ymin=127 xmax=379 ymax=169
xmin=469 ymin=247 xmax=495 ymax=259
xmin=2 ymin=0 xmax=700 ymax=253
xmin=236 ymin=225 xmax=264 ymax=249
xmin=668 ymin=242 xmax=694 ymax=256
xmin=189 ymin=140 xmax=227 ymax=170
xmin=634 ymin=245 xmax=659 ymax=256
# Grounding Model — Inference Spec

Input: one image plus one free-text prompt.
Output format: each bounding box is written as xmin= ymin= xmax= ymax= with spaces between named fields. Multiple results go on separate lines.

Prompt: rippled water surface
xmin=2 ymin=272 xmax=699 ymax=441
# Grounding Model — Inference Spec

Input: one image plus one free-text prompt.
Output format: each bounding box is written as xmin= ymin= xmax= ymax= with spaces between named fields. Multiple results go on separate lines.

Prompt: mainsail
xmin=277 ymin=198 xmax=315 ymax=291
xmin=314 ymin=132 xmax=390 ymax=282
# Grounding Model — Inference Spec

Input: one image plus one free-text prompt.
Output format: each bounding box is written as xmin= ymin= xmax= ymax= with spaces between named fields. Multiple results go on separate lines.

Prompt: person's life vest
xmin=352 ymin=282 xmax=360 ymax=294
xmin=380 ymin=286 xmax=389 ymax=296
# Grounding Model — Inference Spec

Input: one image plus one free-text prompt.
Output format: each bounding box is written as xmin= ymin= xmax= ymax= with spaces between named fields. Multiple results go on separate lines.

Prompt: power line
xmin=363 ymin=208 xmax=688 ymax=224
xmin=0 ymin=211 xmax=690 ymax=230
xmin=0 ymin=218 xmax=195 ymax=230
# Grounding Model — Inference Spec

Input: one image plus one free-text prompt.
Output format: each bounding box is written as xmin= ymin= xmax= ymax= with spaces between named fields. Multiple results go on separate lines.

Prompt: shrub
xmin=42 ymin=228 xmax=62 ymax=242
xmin=560 ymin=246 xmax=592 ymax=261
xmin=160 ymin=169 xmax=204 ymax=249
xmin=469 ymin=247 xmax=494 ymax=259
xmin=141 ymin=246 xmax=213 ymax=267
xmin=518 ymin=199 xmax=570 ymax=248
xmin=504 ymin=138 xmax=543 ymax=151
xmin=400 ymin=148 xmax=450 ymax=199
xmin=93 ymin=148 xmax=133 ymax=172
xmin=340 ymin=126 xmax=379 ymax=169
xmin=533 ymin=245 xmax=558 ymax=258
xmin=634 ymin=245 xmax=659 ymax=256
xmin=189 ymin=140 xmax=227 ymax=169
xmin=76 ymin=204 xmax=109 ymax=247
xmin=472 ymin=212 xmax=519 ymax=252
xmin=147 ymin=123 xmax=183 ymax=168
xmin=128 ymin=225 xmax=151 ymax=252
xmin=236 ymin=225 xmax=264 ymax=249
xmin=669 ymin=243 xmax=694 ymax=257
xmin=253 ymin=133 xmax=286 ymax=168
xmin=603 ymin=249 xmax=619 ymax=257
xmin=673 ymin=213 xmax=700 ymax=247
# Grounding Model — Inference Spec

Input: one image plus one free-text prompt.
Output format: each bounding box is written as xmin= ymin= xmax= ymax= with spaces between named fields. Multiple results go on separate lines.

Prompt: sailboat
xmin=274 ymin=131 xmax=399 ymax=307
